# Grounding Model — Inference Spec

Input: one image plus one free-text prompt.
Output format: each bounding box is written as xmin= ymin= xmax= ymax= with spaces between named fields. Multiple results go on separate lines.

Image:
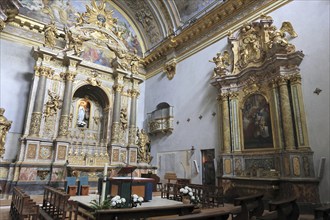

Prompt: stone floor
xmin=0 ymin=193 xmax=315 ymax=220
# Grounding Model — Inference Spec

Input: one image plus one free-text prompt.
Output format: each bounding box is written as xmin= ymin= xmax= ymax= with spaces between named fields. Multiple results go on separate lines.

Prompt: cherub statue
xmin=106 ymin=44 xmax=130 ymax=71
xmin=44 ymin=21 xmax=58 ymax=49
xmin=130 ymin=49 xmax=143 ymax=75
xmin=0 ymin=108 xmax=12 ymax=158
xmin=209 ymin=50 xmax=230 ymax=77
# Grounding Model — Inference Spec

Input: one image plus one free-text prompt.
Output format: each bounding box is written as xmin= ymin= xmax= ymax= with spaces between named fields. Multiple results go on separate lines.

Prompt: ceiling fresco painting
xmin=18 ymin=0 xmax=142 ymax=55
xmin=174 ymin=0 xmax=217 ymax=23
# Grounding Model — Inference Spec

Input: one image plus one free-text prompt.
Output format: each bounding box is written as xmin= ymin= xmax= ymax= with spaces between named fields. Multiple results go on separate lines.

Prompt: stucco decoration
xmin=18 ymin=0 xmax=142 ymax=54
xmin=124 ymin=0 xmax=161 ymax=45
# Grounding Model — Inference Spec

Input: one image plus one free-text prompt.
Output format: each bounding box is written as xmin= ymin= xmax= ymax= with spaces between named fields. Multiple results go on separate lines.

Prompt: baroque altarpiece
xmin=1 ymin=1 xmax=154 ymax=195
xmin=210 ymin=16 xmax=319 ymax=204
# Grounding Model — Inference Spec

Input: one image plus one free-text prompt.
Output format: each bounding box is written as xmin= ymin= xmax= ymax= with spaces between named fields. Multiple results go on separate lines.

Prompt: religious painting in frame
xmin=242 ymin=94 xmax=273 ymax=149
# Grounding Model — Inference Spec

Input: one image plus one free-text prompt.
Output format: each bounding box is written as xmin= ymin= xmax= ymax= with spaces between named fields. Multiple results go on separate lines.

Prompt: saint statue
xmin=77 ymin=100 xmax=89 ymax=127
xmin=44 ymin=21 xmax=58 ymax=49
xmin=137 ymin=128 xmax=151 ymax=163
xmin=0 ymin=108 xmax=12 ymax=158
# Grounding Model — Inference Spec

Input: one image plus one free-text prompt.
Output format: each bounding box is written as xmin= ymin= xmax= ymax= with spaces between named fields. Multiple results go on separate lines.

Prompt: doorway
xmin=201 ymin=149 xmax=215 ymax=186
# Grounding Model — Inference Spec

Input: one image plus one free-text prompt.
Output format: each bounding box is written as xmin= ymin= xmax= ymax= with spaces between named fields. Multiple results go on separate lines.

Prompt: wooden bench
xmin=314 ymin=204 xmax=330 ymax=220
xmin=40 ymin=186 xmax=78 ymax=220
xmin=9 ymin=187 xmax=39 ymax=220
xmin=93 ymin=203 xmax=195 ymax=220
xmin=231 ymin=193 xmax=264 ymax=220
xmin=257 ymin=197 xmax=299 ymax=220
xmin=155 ymin=210 xmax=231 ymax=220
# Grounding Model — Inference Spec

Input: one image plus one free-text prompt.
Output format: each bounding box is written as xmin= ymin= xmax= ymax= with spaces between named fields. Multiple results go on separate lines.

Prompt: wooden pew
xmin=39 ymin=186 xmax=78 ymax=220
xmin=94 ymin=203 xmax=195 ymax=220
xmin=231 ymin=193 xmax=264 ymax=220
xmin=155 ymin=210 xmax=231 ymax=220
xmin=257 ymin=197 xmax=299 ymax=220
xmin=314 ymin=204 xmax=330 ymax=220
xmin=9 ymin=187 xmax=39 ymax=220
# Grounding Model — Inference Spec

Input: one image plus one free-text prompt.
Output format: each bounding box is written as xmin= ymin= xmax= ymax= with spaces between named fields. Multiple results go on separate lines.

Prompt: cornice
xmin=144 ymin=0 xmax=291 ymax=79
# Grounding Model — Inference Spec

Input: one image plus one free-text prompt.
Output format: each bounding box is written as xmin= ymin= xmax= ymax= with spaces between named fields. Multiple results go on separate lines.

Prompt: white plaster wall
xmin=0 ymin=39 xmax=34 ymax=161
xmin=145 ymin=0 xmax=330 ymax=203
xmin=136 ymin=81 xmax=145 ymax=129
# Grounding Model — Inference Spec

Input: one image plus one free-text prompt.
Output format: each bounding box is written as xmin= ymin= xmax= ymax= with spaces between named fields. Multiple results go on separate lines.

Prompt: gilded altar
xmin=210 ymin=15 xmax=319 ymax=204
xmin=1 ymin=0 xmax=155 ymax=195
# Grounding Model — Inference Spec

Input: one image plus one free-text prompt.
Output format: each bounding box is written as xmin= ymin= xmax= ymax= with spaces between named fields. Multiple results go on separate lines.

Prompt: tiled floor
xmin=0 ymin=194 xmax=315 ymax=220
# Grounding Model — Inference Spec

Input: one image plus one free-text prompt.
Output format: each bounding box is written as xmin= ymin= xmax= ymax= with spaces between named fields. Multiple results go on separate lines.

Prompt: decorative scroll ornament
xmin=211 ymin=15 xmax=298 ymax=76
xmin=164 ymin=59 xmax=177 ymax=80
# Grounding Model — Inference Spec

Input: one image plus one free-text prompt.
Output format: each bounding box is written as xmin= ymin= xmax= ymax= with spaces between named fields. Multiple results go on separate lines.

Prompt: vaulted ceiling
xmin=0 ymin=0 xmax=289 ymax=77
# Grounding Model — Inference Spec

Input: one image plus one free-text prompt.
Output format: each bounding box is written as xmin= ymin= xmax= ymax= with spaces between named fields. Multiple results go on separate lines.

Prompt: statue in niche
xmin=209 ymin=51 xmax=230 ymax=77
xmin=77 ymin=99 xmax=90 ymax=128
xmin=120 ymin=108 xmax=128 ymax=130
xmin=137 ymin=128 xmax=152 ymax=163
xmin=0 ymin=108 xmax=12 ymax=158
xmin=44 ymin=21 xmax=58 ymax=49
xmin=44 ymin=90 xmax=62 ymax=118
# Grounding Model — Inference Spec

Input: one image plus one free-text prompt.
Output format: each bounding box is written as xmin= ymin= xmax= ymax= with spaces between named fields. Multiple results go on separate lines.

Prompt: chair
xmin=65 ymin=177 xmax=77 ymax=196
xmin=78 ymin=176 xmax=89 ymax=195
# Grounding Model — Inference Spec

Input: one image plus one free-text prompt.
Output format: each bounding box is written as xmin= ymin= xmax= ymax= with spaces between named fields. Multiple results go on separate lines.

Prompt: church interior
xmin=0 ymin=0 xmax=329 ymax=219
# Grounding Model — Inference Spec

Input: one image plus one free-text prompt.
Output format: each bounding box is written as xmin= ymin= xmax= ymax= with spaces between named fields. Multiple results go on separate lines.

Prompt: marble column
xmin=128 ymin=89 xmax=139 ymax=145
xmin=270 ymin=81 xmax=283 ymax=150
xmin=58 ymin=71 xmax=77 ymax=138
xmin=278 ymin=76 xmax=295 ymax=150
xmin=29 ymin=66 xmax=53 ymax=137
xmin=229 ymin=92 xmax=240 ymax=151
xmin=221 ymin=93 xmax=231 ymax=153
xmin=290 ymin=74 xmax=309 ymax=149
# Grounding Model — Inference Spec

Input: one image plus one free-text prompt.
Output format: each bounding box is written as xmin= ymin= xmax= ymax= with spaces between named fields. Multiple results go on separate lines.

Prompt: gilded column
xmin=221 ymin=93 xmax=231 ymax=153
xmin=290 ymin=74 xmax=309 ymax=148
xmin=277 ymin=76 xmax=295 ymax=150
xmin=111 ymin=74 xmax=124 ymax=144
xmin=29 ymin=66 xmax=53 ymax=136
xmin=58 ymin=71 xmax=77 ymax=137
xmin=128 ymin=89 xmax=140 ymax=145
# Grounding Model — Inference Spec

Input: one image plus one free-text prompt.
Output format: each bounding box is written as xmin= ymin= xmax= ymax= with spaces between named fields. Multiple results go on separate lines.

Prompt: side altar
xmin=210 ymin=15 xmax=320 ymax=207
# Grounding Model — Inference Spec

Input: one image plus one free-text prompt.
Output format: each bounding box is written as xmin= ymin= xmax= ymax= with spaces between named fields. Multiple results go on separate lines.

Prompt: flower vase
xmin=182 ymin=195 xmax=190 ymax=204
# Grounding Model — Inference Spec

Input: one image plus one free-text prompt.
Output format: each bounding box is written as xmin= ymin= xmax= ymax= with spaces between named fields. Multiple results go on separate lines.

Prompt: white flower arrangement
xmin=179 ymin=186 xmax=200 ymax=204
xmin=110 ymin=195 xmax=127 ymax=208
xmin=131 ymin=194 xmax=144 ymax=207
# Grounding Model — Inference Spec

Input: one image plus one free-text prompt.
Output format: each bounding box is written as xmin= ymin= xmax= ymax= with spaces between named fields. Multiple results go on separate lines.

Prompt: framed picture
xmin=242 ymin=94 xmax=273 ymax=149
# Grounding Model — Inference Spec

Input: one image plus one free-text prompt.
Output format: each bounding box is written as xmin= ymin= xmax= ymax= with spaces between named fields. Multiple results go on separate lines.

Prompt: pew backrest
xmin=10 ymin=187 xmax=39 ymax=220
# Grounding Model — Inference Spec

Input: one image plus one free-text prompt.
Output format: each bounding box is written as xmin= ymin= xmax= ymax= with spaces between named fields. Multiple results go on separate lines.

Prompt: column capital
xmin=60 ymin=71 xmax=77 ymax=81
xmin=34 ymin=66 xmax=54 ymax=78
xmin=289 ymin=74 xmax=302 ymax=84
xmin=276 ymin=75 xmax=289 ymax=86
xmin=113 ymin=84 xmax=124 ymax=93
xmin=128 ymin=89 xmax=140 ymax=98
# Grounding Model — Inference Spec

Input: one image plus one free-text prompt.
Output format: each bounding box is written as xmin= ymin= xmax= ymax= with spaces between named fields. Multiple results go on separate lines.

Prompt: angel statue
xmin=137 ymin=128 xmax=152 ymax=163
xmin=0 ymin=108 xmax=12 ymax=159
xmin=106 ymin=44 xmax=130 ymax=71
xmin=65 ymin=28 xmax=90 ymax=55
xmin=269 ymin=21 xmax=297 ymax=52
xmin=209 ymin=50 xmax=231 ymax=77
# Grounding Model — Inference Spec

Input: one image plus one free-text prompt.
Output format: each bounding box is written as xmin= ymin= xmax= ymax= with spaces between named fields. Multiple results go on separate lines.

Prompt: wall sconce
xmin=191 ymin=146 xmax=195 ymax=155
